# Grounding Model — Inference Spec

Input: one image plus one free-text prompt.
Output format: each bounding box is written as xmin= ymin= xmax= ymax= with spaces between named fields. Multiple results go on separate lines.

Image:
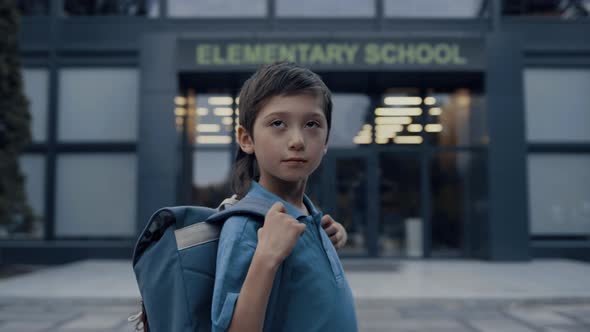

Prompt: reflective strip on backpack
xmin=175 ymin=222 xmax=221 ymax=251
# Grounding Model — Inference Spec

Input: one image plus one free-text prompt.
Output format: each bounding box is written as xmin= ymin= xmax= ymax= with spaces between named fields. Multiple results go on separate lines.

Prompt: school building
xmin=4 ymin=0 xmax=590 ymax=263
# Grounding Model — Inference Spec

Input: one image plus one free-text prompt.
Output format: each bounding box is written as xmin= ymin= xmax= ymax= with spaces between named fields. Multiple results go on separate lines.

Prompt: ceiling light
xmin=208 ymin=97 xmax=233 ymax=105
xmin=384 ymin=96 xmax=422 ymax=106
xmin=394 ymin=136 xmax=423 ymax=144
xmin=196 ymin=135 xmax=232 ymax=144
xmin=375 ymin=116 xmax=412 ymax=125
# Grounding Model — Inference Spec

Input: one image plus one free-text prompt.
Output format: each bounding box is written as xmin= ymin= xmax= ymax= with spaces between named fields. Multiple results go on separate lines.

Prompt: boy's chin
xmin=276 ymin=173 xmax=310 ymax=184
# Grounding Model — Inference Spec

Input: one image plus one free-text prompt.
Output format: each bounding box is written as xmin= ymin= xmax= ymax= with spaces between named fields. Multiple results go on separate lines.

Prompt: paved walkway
xmin=0 ymin=259 xmax=589 ymax=331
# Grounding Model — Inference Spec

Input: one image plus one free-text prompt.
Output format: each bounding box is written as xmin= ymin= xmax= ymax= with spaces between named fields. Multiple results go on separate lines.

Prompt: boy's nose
xmin=288 ymin=130 xmax=304 ymax=151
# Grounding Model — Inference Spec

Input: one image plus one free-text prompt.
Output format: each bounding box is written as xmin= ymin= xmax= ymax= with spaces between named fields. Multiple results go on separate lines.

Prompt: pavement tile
xmin=551 ymin=306 xmax=590 ymax=324
xmin=0 ymin=320 xmax=57 ymax=332
xmin=54 ymin=329 xmax=131 ymax=332
xmin=356 ymin=308 xmax=403 ymax=320
xmin=57 ymin=313 xmax=128 ymax=329
xmin=542 ymin=328 xmax=590 ymax=332
xmin=507 ymin=307 xmax=578 ymax=327
xmin=467 ymin=318 xmax=539 ymax=332
xmin=361 ymin=318 xmax=466 ymax=329
xmin=0 ymin=311 xmax=78 ymax=322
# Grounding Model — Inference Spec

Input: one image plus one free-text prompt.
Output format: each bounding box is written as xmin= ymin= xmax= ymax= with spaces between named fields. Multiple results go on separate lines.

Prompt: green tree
xmin=0 ymin=0 xmax=35 ymax=236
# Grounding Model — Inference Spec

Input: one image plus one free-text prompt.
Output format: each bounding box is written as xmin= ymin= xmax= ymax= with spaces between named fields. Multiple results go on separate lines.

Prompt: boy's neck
xmin=258 ymin=176 xmax=309 ymax=215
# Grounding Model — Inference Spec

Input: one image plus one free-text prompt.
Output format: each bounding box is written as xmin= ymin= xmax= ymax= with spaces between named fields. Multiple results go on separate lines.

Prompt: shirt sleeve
xmin=211 ymin=216 xmax=258 ymax=332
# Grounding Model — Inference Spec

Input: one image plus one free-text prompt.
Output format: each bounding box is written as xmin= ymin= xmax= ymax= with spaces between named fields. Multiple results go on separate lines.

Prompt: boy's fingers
xmin=269 ymin=201 xmax=286 ymax=215
xmin=329 ymin=232 xmax=340 ymax=242
xmin=294 ymin=222 xmax=306 ymax=235
xmin=321 ymin=215 xmax=334 ymax=228
xmin=324 ymin=224 xmax=338 ymax=236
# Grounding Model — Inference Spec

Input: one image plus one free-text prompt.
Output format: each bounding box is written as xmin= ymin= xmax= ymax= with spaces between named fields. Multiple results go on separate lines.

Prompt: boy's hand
xmin=256 ymin=202 xmax=306 ymax=267
xmin=321 ymin=215 xmax=347 ymax=250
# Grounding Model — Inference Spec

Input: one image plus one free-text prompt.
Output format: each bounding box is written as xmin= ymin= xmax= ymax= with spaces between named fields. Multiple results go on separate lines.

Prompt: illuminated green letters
xmin=195 ymin=42 xmax=468 ymax=67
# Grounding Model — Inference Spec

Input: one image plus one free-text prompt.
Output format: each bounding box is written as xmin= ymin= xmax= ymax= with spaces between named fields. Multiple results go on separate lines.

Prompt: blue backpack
xmin=130 ymin=195 xmax=274 ymax=332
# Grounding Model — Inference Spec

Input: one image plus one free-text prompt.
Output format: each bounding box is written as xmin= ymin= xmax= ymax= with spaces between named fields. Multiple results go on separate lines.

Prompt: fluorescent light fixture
xmin=407 ymin=124 xmax=423 ymax=132
xmin=429 ymin=108 xmax=442 ymax=116
xmin=424 ymin=97 xmax=436 ymax=105
xmin=196 ymin=135 xmax=232 ymax=144
xmin=175 ymin=117 xmax=183 ymax=126
xmin=174 ymin=108 xmax=186 ymax=116
xmin=235 ymin=97 xmax=240 ymax=105
xmin=208 ymin=97 xmax=233 ymax=106
xmin=375 ymin=124 xmax=403 ymax=132
xmin=222 ymin=117 xmax=233 ymax=125
xmin=375 ymin=107 xmax=422 ymax=116
xmin=197 ymin=124 xmax=221 ymax=133
xmin=353 ymin=136 xmax=372 ymax=144
xmin=235 ymin=108 xmax=240 ymax=116
xmin=375 ymin=116 xmax=412 ymax=125
xmin=197 ymin=107 xmax=208 ymax=116
xmin=214 ymin=107 xmax=234 ymax=116
xmin=394 ymin=136 xmax=423 ymax=144
xmin=362 ymin=124 xmax=372 ymax=130
xmin=376 ymin=130 xmax=398 ymax=139
xmin=425 ymin=124 xmax=443 ymax=132
xmin=175 ymin=96 xmax=187 ymax=106
xmin=375 ymin=137 xmax=390 ymax=144
xmin=384 ymin=96 xmax=422 ymax=106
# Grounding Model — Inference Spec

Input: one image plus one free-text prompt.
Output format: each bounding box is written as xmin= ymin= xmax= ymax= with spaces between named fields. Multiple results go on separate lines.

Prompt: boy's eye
xmin=271 ymin=120 xmax=285 ymax=128
xmin=306 ymin=121 xmax=320 ymax=128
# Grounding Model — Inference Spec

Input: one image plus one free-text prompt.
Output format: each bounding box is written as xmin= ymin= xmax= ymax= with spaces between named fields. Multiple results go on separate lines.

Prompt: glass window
xmin=22 ymin=68 xmax=49 ymax=143
xmin=189 ymin=93 xmax=235 ymax=147
xmin=329 ymin=94 xmax=371 ymax=148
xmin=276 ymin=0 xmax=375 ymax=18
xmin=525 ymin=69 xmax=590 ymax=142
xmin=63 ymin=0 xmax=159 ymax=17
xmin=192 ymin=150 xmax=233 ymax=208
xmin=426 ymin=89 xmax=487 ymax=147
xmin=379 ymin=153 xmax=421 ymax=257
xmin=374 ymin=89 xmax=425 ymax=146
xmin=0 ymin=155 xmax=46 ymax=239
xmin=58 ymin=68 xmax=139 ymax=142
xmin=503 ymin=0 xmax=589 ymax=19
xmin=528 ymin=154 xmax=590 ymax=236
xmin=332 ymin=158 xmax=369 ymax=256
xmin=385 ymin=0 xmax=484 ymax=18
xmin=55 ymin=154 xmax=137 ymax=237
xmin=18 ymin=0 xmax=49 ymax=15
xmin=168 ymin=0 xmax=266 ymax=17
xmin=430 ymin=152 xmax=488 ymax=256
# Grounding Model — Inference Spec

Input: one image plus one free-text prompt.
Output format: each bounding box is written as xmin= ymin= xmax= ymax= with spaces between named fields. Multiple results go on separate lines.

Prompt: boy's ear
xmin=236 ymin=125 xmax=255 ymax=155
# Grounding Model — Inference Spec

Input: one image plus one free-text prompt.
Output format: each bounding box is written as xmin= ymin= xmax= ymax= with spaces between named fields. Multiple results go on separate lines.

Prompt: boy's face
xmin=238 ymin=94 xmax=328 ymax=185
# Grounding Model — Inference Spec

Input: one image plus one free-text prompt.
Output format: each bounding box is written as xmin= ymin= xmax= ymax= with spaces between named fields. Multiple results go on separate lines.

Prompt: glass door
xmin=320 ymin=149 xmax=375 ymax=256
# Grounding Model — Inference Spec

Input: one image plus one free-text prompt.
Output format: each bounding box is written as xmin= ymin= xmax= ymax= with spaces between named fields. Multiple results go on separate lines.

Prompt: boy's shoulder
xmin=219 ymin=214 xmax=261 ymax=247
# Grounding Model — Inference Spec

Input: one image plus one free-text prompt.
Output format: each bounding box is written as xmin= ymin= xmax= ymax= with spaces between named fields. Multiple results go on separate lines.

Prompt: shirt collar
xmin=246 ymin=180 xmax=320 ymax=220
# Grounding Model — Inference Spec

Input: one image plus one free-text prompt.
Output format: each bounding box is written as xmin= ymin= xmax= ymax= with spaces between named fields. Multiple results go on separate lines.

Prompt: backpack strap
xmin=207 ymin=195 xmax=276 ymax=224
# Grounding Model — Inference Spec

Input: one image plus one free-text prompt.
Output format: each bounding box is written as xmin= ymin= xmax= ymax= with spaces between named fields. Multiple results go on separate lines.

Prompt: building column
xmin=137 ymin=33 xmax=179 ymax=234
xmin=485 ymin=31 xmax=530 ymax=261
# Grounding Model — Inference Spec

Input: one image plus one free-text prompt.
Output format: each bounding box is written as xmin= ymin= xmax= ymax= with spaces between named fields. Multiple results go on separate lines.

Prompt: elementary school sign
xmin=178 ymin=39 xmax=484 ymax=71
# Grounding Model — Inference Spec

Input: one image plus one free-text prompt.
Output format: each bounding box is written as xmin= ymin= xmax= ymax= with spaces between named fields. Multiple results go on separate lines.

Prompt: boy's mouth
xmin=283 ymin=158 xmax=308 ymax=163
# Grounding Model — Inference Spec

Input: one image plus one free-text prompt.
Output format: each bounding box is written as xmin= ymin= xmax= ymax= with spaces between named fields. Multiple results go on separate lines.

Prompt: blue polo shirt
xmin=211 ymin=181 xmax=358 ymax=332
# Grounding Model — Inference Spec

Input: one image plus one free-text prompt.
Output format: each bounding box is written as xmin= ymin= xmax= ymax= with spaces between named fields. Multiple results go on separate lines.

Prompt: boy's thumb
xmin=269 ymin=201 xmax=286 ymax=214
xmin=295 ymin=222 xmax=306 ymax=235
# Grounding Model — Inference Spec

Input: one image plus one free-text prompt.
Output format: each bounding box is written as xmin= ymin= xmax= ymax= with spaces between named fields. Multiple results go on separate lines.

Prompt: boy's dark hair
xmin=231 ymin=61 xmax=333 ymax=198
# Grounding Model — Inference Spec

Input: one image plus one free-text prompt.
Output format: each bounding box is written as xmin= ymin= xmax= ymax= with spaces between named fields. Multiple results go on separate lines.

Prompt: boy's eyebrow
xmin=262 ymin=110 xmax=325 ymax=120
